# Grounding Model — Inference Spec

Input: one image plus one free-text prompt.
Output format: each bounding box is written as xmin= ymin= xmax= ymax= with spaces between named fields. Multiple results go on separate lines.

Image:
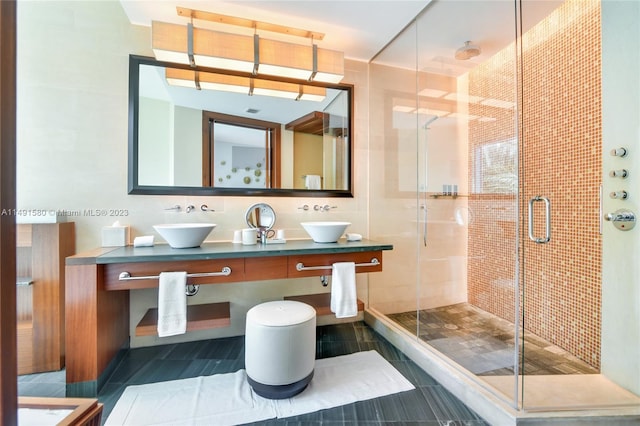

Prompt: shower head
xmin=455 ymin=41 xmax=481 ymax=60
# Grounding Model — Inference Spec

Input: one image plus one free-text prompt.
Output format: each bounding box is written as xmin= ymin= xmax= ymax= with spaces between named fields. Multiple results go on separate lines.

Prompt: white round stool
xmin=245 ymin=300 xmax=316 ymax=399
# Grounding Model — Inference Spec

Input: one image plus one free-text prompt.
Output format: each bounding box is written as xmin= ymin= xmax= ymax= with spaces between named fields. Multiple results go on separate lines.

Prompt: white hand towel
xmin=133 ymin=235 xmax=154 ymax=247
xmin=157 ymin=271 xmax=187 ymax=337
xmin=305 ymin=175 xmax=322 ymax=190
xmin=330 ymin=262 xmax=357 ymax=318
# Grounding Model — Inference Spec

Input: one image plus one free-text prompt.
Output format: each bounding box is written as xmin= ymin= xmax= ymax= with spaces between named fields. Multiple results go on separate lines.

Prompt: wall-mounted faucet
xmin=314 ymin=204 xmax=337 ymax=212
xmin=164 ymin=204 xmax=181 ymax=212
xmin=186 ymin=205 xmax=195 ymax=213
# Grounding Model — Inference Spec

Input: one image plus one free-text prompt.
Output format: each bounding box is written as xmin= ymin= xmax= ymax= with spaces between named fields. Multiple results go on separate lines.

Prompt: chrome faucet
xmin=314 ymin=204 xmax=336 ymax=212
xmin=256 ymin=227 xmax=275 ymax=244
xmin=186 ymin=205 xmax=195 ymax=213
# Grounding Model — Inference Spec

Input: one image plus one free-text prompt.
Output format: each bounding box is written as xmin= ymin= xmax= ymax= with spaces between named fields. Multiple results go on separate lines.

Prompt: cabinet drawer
xmin=245 ymin=256 xmax=288 ymax=281
xmin=287 ymin=251 xmax=383 ymax=278
xmin=104 ymin=258 xmax=245 ymax=290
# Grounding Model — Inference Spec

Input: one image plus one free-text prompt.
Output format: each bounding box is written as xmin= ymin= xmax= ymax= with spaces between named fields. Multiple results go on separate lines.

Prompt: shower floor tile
xmin=388 ymin=302 xmax=598 ymax=376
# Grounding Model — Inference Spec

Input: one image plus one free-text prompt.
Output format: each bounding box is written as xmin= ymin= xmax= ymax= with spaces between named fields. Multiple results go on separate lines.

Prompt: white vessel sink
xmin=300 ymin=221 xmax=351 ymax=243
xmin=153 ymin=223 xmax=216 ymax=248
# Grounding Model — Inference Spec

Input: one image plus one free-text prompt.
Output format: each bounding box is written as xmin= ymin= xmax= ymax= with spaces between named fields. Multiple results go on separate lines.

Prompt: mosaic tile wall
xmin=467 ymin=0 xmax=602 ymax=368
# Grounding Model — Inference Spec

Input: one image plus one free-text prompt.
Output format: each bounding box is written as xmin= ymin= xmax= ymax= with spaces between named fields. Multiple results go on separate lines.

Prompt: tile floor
xmin=388 ymin=302 xmax=598 ymax=376
xmin=19 ymin=321 xmax=488 ymax=425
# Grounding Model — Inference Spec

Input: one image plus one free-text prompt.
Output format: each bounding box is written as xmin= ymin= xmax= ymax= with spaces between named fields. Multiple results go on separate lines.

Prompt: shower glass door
xmin=517 ymin=0 xmax=605 ymax=410
xmin=415 ymin=0 xmax=522 ymax=407
xmin=368 ymin=0 xmax=522 ymax=409
xmin=367 ymin=10 xmax=421 ymax=330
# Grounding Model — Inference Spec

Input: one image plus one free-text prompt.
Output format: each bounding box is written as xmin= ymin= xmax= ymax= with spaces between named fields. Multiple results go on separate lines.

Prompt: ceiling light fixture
xmin=454 ymin=41 xmax=481 ymax=61
xmin=152 ymin=8 xmax=344 ymax=84
xmin=165 ymin=68 xmax=327 ymax=102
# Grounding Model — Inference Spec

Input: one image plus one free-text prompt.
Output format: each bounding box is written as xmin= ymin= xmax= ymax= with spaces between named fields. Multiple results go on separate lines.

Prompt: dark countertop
xmin=66 ymin=239 xmax=393 ymax=265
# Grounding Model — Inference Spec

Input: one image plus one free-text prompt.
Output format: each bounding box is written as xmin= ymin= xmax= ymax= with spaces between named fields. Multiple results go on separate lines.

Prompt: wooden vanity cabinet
xmin=17 ymin=222 xmax=75 ymax=375
xmin=65 ymin=242 xmax=391 ymax=397
xmin=104 ymin=252 xmax=382 ymax=336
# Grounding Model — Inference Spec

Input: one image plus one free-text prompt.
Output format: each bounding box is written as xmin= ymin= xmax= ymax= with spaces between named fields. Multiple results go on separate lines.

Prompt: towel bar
xmin=295 ymin=258 xmax=379 ymax=272
xmin=118 ymin=267 xmax=232 ymax=281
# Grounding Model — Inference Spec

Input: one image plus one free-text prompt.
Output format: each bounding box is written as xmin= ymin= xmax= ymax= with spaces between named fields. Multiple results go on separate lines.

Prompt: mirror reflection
xmin=129 ymin=55 xmax=353 ymax=196
xmin=203 ymin=111 xmax=280 ymax=189
xmin=245 ymin=203 xmax=276 ymax=230
xmin=212 ymin=122 xmax=269 ymax=189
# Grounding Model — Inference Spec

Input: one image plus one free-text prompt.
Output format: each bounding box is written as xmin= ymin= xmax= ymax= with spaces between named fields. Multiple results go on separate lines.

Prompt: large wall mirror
xmin=128 ymin=55 xmax=353 ymax=197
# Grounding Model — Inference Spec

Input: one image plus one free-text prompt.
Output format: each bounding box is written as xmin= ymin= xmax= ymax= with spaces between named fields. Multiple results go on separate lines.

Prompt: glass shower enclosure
xmin=367 ymin=0 xmax=635 ymax=413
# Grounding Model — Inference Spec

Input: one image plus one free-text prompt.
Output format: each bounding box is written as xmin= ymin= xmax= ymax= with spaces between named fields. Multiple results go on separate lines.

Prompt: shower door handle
xmin=421 ymin=204 xmax=427 ymax=247
xmin=528 ymin=196 xmax=551 ymax=244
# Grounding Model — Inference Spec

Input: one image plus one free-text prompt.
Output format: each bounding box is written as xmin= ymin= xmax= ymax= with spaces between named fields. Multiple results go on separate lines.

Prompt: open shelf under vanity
xmin=135 ymin=302 xmax=231 ymax=336
xmin=285 ymin=293 xmax=364 ymax=316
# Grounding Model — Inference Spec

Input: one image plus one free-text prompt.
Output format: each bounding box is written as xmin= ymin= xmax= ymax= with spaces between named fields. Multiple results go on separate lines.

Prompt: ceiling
xmin=125 ymin=0 xmax=564 ymax=125
xmin=120 ymin=0 xmax=563 ymax=72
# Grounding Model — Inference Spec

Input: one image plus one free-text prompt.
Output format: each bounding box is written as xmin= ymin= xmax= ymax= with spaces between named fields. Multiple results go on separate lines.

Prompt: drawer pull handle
xmin=118 ymin=266 xmax=232 ymax=281
xmin=295 ymin=258 xmax=379 ymax=271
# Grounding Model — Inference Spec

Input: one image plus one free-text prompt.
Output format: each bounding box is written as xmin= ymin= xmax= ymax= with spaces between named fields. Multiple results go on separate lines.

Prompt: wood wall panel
xmin=16 ymin=322 xmax=33 ymax=376
xmin=0 ymin=0 xmax=17 ymax=423
xmin=31 ymin=223 xmax=75 ymax=372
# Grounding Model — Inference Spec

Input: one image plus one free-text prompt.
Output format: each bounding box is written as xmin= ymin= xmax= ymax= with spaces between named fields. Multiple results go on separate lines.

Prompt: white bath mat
xmin=105 ymin=350 xmax=414 ymax=426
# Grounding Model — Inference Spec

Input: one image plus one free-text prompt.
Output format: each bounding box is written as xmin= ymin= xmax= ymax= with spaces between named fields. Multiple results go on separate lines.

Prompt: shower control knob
xmin=610 ymin=147 xmax=628 ymax=157
xmin=609 ymin=169 xmax=628 ymax=178
xmin=605 ymin=209 xmax=636 ymax=231
xmin=609 ymin=190 xmax=628 ymax=200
